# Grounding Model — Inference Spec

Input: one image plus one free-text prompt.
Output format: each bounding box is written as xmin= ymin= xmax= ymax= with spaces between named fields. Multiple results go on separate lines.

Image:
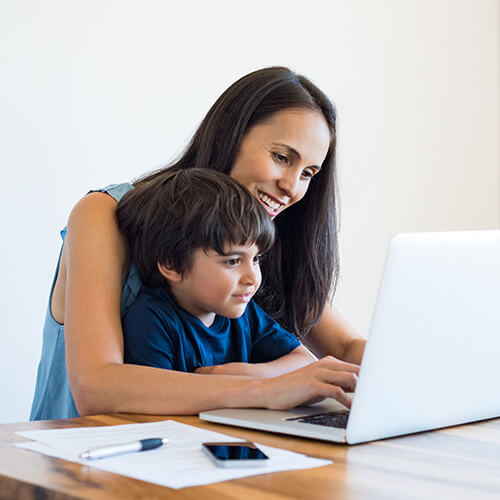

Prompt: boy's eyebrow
xmin=271 ymin=142 xmax=322 ymax=170
xmin=219 ymin=250 xmax=251 ymax=256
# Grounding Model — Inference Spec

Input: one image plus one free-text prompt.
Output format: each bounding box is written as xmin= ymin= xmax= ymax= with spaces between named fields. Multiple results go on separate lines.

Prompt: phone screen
xmin=203 ymin=442 xmax=269 ymax=461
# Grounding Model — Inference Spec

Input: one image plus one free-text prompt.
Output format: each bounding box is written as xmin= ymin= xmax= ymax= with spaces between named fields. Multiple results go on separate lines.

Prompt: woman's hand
xmin=257 ymin=356 xmax=359 ymax=410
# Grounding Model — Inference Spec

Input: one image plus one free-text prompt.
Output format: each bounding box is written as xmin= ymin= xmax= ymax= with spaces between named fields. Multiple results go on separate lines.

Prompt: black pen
xmin=79 ymin=437 xmax=170 ymax=460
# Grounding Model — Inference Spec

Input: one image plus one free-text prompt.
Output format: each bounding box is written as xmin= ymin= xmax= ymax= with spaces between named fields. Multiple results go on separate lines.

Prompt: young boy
xmin=116 ymin=168 xmax=315 ymax=377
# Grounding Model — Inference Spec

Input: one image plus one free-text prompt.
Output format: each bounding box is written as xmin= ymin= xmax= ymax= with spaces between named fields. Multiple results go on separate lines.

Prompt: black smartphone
xmin=201 ymin=441 xmax=269 ymax=468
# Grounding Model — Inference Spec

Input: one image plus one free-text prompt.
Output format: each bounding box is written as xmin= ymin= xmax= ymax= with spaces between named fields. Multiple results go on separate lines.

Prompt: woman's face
xmin=230 ymin=108 xmax=331 ymax=218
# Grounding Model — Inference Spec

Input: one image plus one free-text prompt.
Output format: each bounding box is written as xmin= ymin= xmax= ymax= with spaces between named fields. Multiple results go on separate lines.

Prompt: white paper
xmin=14 ymin=420 xmax=331 ymax=489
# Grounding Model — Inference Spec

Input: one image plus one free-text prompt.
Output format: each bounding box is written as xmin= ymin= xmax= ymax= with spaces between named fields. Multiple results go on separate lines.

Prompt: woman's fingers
xmin=264 ymin=359 xmax=360 ymax=410
xmin=320 ymin=388 xmax=351 ymax=409
xmin=310 ymin=369 xmax=356 ymax=408
xmin=316 ymin=367 xmax=358 ymax=392
xmin=318 ymin=355 xmax=360 ymax=374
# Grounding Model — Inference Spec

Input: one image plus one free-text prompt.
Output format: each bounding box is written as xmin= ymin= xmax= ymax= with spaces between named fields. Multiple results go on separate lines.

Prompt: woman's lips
xmin=256 ymin=190 xmax=285 ymax=216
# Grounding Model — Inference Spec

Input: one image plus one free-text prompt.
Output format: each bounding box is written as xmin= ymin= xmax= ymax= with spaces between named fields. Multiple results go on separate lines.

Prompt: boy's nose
xmin=241 ymin=265 xmax=260 ymax=286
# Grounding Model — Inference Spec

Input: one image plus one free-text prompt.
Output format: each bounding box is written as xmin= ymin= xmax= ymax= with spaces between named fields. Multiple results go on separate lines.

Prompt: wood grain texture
xmin=0 ymin=414 xmax=499 ymax=499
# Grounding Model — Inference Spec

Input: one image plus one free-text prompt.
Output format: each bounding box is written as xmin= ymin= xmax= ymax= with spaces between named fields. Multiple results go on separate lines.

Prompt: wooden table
xmin=1 ymin=414 xmax=499 ymax=499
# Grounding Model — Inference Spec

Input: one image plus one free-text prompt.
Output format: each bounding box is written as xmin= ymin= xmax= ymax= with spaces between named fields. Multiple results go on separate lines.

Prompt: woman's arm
xmin=62 ymin=193 xmax=357 ymax=415
xmin=303 ymin=301 xmax=366 ymax=364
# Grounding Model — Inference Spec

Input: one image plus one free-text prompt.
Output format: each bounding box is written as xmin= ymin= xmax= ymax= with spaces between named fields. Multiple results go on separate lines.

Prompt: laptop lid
xmin=346 ymin=230 xmax=500 ymax=443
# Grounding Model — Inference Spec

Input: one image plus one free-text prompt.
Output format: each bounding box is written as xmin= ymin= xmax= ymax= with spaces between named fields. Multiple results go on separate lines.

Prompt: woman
xmin=31 ymin=66 xmax=365 ymax=420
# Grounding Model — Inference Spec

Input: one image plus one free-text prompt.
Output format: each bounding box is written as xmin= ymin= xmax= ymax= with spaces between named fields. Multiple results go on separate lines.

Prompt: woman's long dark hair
xmin=134 ymin=67 xmax=339 ymax=337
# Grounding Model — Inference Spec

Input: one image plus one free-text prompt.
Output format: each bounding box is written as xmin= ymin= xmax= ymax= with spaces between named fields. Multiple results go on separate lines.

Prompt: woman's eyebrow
xmin=272 ymin=142 xmax=301 ymax=160
xmin=272 ymin=142 xmax=323 ymax=170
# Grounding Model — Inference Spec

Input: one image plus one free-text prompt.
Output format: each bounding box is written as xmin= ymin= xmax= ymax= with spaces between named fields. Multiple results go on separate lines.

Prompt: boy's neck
xmin=166 ymin=287 xmax=216 ymax=327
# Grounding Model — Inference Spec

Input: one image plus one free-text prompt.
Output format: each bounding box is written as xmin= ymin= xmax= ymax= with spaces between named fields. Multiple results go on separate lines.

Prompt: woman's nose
xmin=277 ymin=168 xmax=302 ymax=200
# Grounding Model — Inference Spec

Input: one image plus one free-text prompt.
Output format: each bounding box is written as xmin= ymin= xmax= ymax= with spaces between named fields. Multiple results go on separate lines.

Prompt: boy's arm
xmin=195 ymin=346 xmax=360 ymax=378
xmin=246 ymin=345 xmax=316 ymax=376
xmin=195 ymin=345 xmax=314 ymax=377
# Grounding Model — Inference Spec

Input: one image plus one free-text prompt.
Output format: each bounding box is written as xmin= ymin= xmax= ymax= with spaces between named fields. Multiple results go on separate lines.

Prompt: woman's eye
xmin=253 ymin=254 xmax=263 ymax=264
xmin=302 ymin=168 xmax=317 ymax=179
xmin=225 ymin=258 xmax=240 ymax=266
xmin=273 ymin=153 xmax=289 ymax=165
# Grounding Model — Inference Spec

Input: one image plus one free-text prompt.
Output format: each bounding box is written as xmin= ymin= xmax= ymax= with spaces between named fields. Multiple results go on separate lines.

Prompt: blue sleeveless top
xmin=30 ymin=183 xmax=142 ymax=420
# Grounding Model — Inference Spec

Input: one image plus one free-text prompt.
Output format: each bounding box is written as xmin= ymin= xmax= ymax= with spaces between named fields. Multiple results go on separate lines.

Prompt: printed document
xmin=14 ymin=420 xmax=331 ymax=489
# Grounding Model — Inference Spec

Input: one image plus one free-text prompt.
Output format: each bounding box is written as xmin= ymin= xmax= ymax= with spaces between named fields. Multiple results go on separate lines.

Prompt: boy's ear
xmin=157 ymin=262 xmax=183 ymax=282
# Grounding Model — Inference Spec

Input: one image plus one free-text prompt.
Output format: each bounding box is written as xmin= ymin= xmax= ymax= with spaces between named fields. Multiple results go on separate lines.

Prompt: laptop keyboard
xmin=286 ymin=411 xmax=350 ymax=429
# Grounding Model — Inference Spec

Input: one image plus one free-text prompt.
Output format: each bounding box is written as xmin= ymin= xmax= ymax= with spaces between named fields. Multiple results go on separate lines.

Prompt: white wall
xmin=0 ymin=0 xmax=498 ymax=423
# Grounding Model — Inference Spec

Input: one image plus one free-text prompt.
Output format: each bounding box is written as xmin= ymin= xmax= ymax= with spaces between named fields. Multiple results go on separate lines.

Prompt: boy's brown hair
xmin=116 ymin=169 xmax=275 ymax=288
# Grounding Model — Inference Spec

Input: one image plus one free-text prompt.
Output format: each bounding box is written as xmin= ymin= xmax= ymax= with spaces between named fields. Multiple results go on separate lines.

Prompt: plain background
xmin=0 ymin=0 xmax=498 ymax=423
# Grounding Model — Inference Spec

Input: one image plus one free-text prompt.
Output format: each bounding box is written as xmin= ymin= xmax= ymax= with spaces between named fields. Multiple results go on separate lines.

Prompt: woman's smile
xmin=230 ymin=109 xmax=331 ymax=218
xmin=256 ymin=190 xmax=286 ymax=216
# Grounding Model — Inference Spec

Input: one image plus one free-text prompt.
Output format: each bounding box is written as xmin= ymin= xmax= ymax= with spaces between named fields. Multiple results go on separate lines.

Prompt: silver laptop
xmin=200 ymin=230 xmax=500 ymax=444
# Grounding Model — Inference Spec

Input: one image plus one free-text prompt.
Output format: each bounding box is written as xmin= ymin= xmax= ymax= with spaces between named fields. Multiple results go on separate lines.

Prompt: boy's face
xmin=166 ymin=243 xmax=262 ymax=327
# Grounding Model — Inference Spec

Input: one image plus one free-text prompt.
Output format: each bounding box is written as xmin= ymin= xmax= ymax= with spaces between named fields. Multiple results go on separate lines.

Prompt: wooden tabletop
xmin=1 ymin=413 xmax=499 ymax=499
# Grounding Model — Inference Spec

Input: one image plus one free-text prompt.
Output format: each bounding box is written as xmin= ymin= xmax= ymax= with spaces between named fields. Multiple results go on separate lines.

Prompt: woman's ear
xmin=157 ymin=262 xmax=183 ymax=282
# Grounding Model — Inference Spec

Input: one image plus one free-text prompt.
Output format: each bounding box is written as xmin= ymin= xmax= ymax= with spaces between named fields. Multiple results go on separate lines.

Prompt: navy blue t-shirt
xmin=122 ymin=286 xmax=301 ymax=371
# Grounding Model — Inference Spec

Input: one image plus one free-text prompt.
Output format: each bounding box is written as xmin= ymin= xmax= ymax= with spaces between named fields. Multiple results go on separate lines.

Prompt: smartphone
xmin=201 ymin=441 xmax=269 ymax=468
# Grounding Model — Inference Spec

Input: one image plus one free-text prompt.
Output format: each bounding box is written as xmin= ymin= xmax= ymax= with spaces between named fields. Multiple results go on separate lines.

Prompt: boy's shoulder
xmin=125 ymin=286 xmax=179 ymax=322
xmin=239 ymin=299 xmax=284 ymax=331
xmin=243 ymin=299 xmax=272 ymax=320
xmin=132 ymin=286 xmax=170 ymax=306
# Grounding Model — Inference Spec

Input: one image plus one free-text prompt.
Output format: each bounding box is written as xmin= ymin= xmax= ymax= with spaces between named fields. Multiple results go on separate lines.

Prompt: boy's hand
xmin=195 ymin=362 xmax=259 ymax=377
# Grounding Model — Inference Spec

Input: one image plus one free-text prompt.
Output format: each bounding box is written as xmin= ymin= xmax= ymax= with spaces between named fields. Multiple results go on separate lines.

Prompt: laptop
xmin=200 ymin=230 xmax=500 ymax=444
